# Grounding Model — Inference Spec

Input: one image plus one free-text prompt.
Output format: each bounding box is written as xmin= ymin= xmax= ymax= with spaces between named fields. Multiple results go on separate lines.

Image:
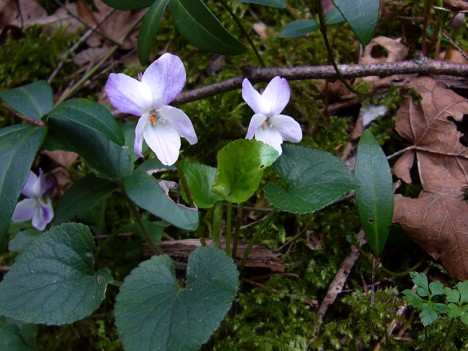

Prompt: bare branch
xmin=175 ymin=60 xmax=468 ymax=105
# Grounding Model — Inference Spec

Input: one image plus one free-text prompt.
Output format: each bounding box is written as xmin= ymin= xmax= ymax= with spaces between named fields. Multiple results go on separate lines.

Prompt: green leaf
xmin=46 ymin=115 xmax=132 ymax=179
xmin=461 ymin=309 xmax=468 ymax=325
xmin=410 ymin=272 xmax=429 ymax=297
xmin=236 ymin=0 xmax=285 ymax=8
xmin=8 ymin=229 xmax=41 ymax=253
xmin=279 ymin=20 xmax=319 ymax=38
xmin=325 ymin=7 xmax=345 ymax=25
xmin=123 ymin=168 xmax=199 ymax=231
xmin=46 ymin=98 xmax=124 ymax=146
xmin=0 ymin=125 xmax=47 ymax=249
xmin=101 ymin=0 xmax=154 ymax=10
xmin=332 ymin=0 xmax=380 ymax=46
xmin=457 ymin=281 xmax=468 ymax=304
xmin=264 ymin=144 xmax=357 ymax=214
xmin=354 ymin=130 xmax=393 ymax=255
xmin=429 ymin=281 xmax=445 ymax=296
xmin=444 ymin=287 xmax=461 ymax=304
xmin=170 ymin=0 xmax=246 ymax=55
xmin=115 ymin=246 xmax=239 ymax=351
xmin=0 ymin=81 xmax=53 ymax=121
xmin=447 ymin=303 xmax=463 ymax=318
xmin=119 ymin=220 xmax=166 ymax=242
xmin=180 ymin=160 xmax=222 ymax=208
xmin=53 ymin=175 xmax=118 ymax=224
xmin=0 ymin=317 xmax=37 ymax=351
xmin=0 ymin=223 xmax=113 ymax=325
xmin=138 ymin=0 xmax=170 ymax=64
xmin=420 ymin=303 xmax=438 ymax=326
xmin=402 ymin=289 xmax=424 ymax=308
xmin=213 ymin=139 xmax=279 ymax=203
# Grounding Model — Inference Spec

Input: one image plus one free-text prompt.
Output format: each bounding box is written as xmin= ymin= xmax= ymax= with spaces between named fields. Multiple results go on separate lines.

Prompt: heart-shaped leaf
xmin=0 ymin=223 xmax=113 ymax=325
xmin=0 ymin=124 xmax=47 ymax=249
xmin=264 ymin=144 xmax=357 ymax=213
xmin=279 ymin=19 xmax=319 ymax=38
xmin=332 ymin=0 xmax=380 ymax=46
xmin=355 ymin=129 xmax=393 ymax=255
xmin=0 ymin=317 xmax=37 ymax=351
xmin=115 ymin=246 xmax=239 ymax=351
xmin=53 ymin=175 xmax=118 ymax=224
xmin=138 ymin=0 xmax=170 ymax=64
xmin=213 ymin=139 xmax=279 ymax=203
xmin=123 ymin=168 xmax=199 ymax=231
xmin=170 ymin=0 xmax=246 ymax=55
xmin=0 ymin=81 xmax=53 ymax=121
xmin=236 ymin=0 xmax=285 ymax=8
xmin=180 ymin=160 xmax=222 ymax=208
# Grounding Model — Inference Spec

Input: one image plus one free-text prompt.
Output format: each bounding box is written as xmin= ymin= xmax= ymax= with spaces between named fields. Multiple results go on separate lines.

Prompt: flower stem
xmin=127 ymin=198 xmax=162 ymax=255
xmin=231 ymin=205 xmax=243 ymax=259
xmin=239 ymin=210 xmax=276 ymax=272
xmin=212 ymin=202 xmax=223 ymax=248
xmin=225 ymin=202 xmax=233 ymax=256
xmin=176 ymin=160 xmax=194 ymax=207
xmin=220 ymin=0 xmax=265 ymax=67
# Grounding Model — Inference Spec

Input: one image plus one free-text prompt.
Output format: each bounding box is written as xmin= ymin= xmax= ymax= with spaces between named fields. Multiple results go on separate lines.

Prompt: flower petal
xmin=270 ymin=114 xmax=302 ymax=142
xmin=105 ymin=73 xmax=153 ymax=116
xmin=159 ymin=106 xmax=197 ymax=145
xmin=141 ymin=53 xmax=186 ymax=107
xmin=245 ymin=113 xmax=267 ymax=139
xmin=242 ymin=78 xmax=269 ymax=115
xmin=11 ymin=198 xmax=36 ymax=222
xmin=255 ymin=126 xmax=284 ymax=154
xmin=32 ymin=198 xmax=54 ymax=231
xmin=134 ymin=114 xmax=147 ymax=158
xmin=261 ymin=76 xmax=290 ymax=115
xmin=21 ymin=171 xmax=40 ymax=198
xmin=143 ymin=123 xmax=181 ymax=166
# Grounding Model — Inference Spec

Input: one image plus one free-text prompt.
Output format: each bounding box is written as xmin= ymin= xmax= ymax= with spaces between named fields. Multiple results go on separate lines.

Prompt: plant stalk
xmin=127 ymin=198 xmax=162 ymax=255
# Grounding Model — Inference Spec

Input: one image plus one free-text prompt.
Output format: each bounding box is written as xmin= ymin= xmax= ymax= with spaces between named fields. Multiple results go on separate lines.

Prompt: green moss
xmin=0 ymin=25 xmax=77 ymax=91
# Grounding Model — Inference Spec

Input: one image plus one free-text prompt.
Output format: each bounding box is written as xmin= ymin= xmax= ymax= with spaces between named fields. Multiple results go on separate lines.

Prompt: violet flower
xmin=12 ymin=169 xmax=54 ymax=231
xmin=242 ymin=76 xmax=302 ymax=154
xmin=105 ymin=53 xmax=197 ymax=166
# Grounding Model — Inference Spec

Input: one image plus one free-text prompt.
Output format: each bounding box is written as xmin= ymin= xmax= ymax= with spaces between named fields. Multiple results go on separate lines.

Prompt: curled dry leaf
xmin=393 ymin=76 xmax=468 ymax=279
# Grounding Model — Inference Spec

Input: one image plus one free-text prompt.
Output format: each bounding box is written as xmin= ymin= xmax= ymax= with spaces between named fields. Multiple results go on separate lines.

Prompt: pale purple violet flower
xmin=105 ymin=53 xmax=197 ymax=166
xmin=242 ymin=76 xmax=302 ymax=154
xmin=12 ymin=169 xmax=54 ymax=231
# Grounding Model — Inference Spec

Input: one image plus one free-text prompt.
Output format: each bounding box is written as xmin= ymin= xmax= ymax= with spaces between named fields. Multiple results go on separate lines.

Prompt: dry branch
xmin=175 ymin=60 xmax=468 ymax=104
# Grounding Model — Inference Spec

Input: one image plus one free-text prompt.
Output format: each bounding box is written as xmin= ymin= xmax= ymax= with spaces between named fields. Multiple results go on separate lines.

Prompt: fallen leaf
xmin=393 ymin=76 xmax=468 ymax=279
xmin=394 ymin=193 xmax=468 ymax=279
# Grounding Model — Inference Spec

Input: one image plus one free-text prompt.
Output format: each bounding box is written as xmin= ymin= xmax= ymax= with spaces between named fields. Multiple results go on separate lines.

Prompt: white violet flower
xmin=242 ymin=76 xmax=302 ymax=154
xmin=105 ymin=53 xmax=197 ymax=165
xmin=12 ymin=169 xmax=54 ymax=231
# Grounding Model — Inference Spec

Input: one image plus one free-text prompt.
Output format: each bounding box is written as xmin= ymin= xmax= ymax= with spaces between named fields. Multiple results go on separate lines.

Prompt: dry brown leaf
xmin=393 ymin=150 xmax=414 ymax=184
xmin=394 ymin=193 xmax=468 ymax=279
xmin=79 ymin=0 xmax=144 ymax=49
xmin=393 ymin=76 xmax=468 ymax=279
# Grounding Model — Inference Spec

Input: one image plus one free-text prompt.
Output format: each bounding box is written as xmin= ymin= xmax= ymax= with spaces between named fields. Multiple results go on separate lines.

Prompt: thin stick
xmin=174 ymin=61 xmax=468 ymax=105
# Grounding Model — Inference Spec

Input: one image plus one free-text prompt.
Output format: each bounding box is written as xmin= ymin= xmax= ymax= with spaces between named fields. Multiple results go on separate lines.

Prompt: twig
xmin=313 ymin=230 xmax=367 ymax=332
xmin=174 ymin=61 xmax=468 ymax=105
xmin=442 ymin=31 xmax=468 ymax=61
xmin=443 ymin=0 xmax=468 ymax=11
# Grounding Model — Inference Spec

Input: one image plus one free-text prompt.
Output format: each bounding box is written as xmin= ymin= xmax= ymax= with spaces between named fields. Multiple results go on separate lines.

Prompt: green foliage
xmin=355 ymin=130 xmax=394 ymax=255
xmin=403 ymin=272 xmax=468 ymax=327
xmin=264 ymin=145 xmax=357 ymax=213
xmin=115 ymin=247 xmax=239 ymax=351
